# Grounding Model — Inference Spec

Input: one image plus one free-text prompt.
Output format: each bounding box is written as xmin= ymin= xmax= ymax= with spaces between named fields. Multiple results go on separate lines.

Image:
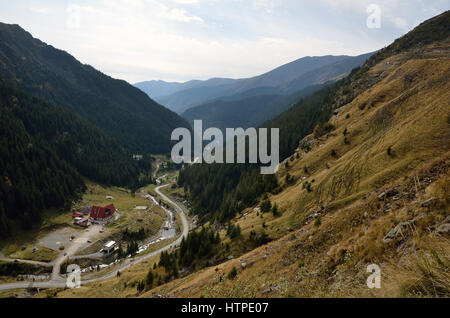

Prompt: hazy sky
xmin=0 ymin=0 xmax=448 ymax=83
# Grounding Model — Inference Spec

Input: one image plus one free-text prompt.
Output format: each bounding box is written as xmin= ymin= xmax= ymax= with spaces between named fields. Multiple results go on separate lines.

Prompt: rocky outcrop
xmin=383 ymin=213 xmax=425 ymax=243
xmin=436 ymin=215 xmax=450 ymax=235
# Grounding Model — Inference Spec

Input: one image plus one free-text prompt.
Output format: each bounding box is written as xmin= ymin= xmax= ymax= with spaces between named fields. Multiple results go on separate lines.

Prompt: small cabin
xmin=103 ymin=241 xmax=116 ymax=254
xmin=76 ymin=217 xmax=89 ymax=228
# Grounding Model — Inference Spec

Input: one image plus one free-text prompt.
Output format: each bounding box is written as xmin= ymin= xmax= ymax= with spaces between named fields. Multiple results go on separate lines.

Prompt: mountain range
xmin=136 ymin=53 xmax=374 ymax=111
xmin=135 ymin=52 xmax=374 ymax=131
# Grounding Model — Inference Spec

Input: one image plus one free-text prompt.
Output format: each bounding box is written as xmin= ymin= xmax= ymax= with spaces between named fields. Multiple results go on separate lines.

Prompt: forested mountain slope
xmin=0 ymin=22 xmax=189 ymax=154
xmin=0 ymin=79 xmax=152 ymax=238
xmin=180 ymin=82 xmax=332 ymax=132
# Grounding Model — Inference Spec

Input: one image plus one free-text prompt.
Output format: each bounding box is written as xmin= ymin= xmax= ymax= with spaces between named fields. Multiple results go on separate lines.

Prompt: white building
xmin=103 ymin=241 xmax=116 ymax=254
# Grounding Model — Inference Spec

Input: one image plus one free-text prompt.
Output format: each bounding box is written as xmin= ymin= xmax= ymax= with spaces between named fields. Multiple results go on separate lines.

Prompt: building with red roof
xmin=89 ymin=204 xmax=116 ymax=223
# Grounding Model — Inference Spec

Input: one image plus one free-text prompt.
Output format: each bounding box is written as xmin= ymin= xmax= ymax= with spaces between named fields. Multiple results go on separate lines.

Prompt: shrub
xmin=261 ymin=199 xmax=272 ymax=212
xmin=314 ymin=216 xmax=322 ymax=227
xmin=137 ymin=280 xmax=145 ymax=292
xmin=145 ymin=270 xmax=154 ymax=290
xmin=227 ymin=223 xmax=241 ymax=239
xmin=314 ymin=122 xmax=335 ymax=138
xmin=272 ymin=203 xmax=280 ymax=217
xmin=285 ymin=172 xmax=294 ymax=184
xmin=359 ymin=102 xmax=367 ymax=110
xmin=387 ymin=146 xmax=393 ymax=156
xmin=228 ymin=266 xmax=238 ymax=279
xmin=303 ymin=182 xmax=312 ymax=192
xmin=344 ymin=137 xmax=350 ymax=145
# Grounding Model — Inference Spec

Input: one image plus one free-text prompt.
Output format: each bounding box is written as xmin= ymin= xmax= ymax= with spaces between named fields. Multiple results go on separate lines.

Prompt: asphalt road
xmin=0 ymin=184 xmax=189 ymax=292
xmin=0 ymin=258 xmax=53 ymax=267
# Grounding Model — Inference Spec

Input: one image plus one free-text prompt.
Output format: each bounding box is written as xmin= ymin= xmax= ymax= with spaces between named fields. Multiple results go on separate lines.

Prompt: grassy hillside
xmin=137 ymin=38 xmax=449 ymax=298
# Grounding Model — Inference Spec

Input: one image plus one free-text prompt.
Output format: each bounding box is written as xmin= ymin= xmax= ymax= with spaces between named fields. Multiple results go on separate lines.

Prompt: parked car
xmin=21 ymin=246 xmax=27 ymax=251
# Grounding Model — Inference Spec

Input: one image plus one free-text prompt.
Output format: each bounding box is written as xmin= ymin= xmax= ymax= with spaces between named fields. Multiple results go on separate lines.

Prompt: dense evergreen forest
xmin=0 ymin=22 xmax=190 ymax=154
xmin=179 ymin=165 xmax=278 ymax=223
xmin=0 ymin=78 xmax=153 ymax=238
xmin=159 ymin=227 xmax=220 ymax=278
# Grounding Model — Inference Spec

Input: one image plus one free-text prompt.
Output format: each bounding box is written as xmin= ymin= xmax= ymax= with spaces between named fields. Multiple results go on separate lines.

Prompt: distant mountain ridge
xmin=178 ymin=52 xmax=374 ymax=131
xmin=181 ymin=82 xmax=332 ymax=132
xmin=135 ymin=53 xmax=374 ymax=114
xmin=0 ymin=22 xmax=190 ymax=154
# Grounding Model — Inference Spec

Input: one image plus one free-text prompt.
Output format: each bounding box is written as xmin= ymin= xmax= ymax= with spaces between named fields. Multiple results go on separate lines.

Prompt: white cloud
xmin=159 ymin=4 xmax=204 ymax=23
xmin=252 ymin=0 xmax=279 ymax=14
xmin=172 ymin=0 xmax=200 ymax=4
xmin=29 ymin=7 xmax=51 ymax=14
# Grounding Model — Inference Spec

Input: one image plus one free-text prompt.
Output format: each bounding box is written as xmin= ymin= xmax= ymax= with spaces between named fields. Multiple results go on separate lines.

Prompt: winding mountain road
xmin=0 ymin=184 xmax=189 ymax=292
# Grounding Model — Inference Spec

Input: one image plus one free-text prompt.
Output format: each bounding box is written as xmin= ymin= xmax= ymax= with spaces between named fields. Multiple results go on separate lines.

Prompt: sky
xmin=0 ymin=0 xmax=448 ymax=83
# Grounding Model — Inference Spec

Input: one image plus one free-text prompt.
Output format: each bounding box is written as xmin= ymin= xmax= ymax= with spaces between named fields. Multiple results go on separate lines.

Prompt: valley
xmin=0 ymin=173 xmax=191 ymax=297
xmin=0 ymin=7 xmax=448 ymax=301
